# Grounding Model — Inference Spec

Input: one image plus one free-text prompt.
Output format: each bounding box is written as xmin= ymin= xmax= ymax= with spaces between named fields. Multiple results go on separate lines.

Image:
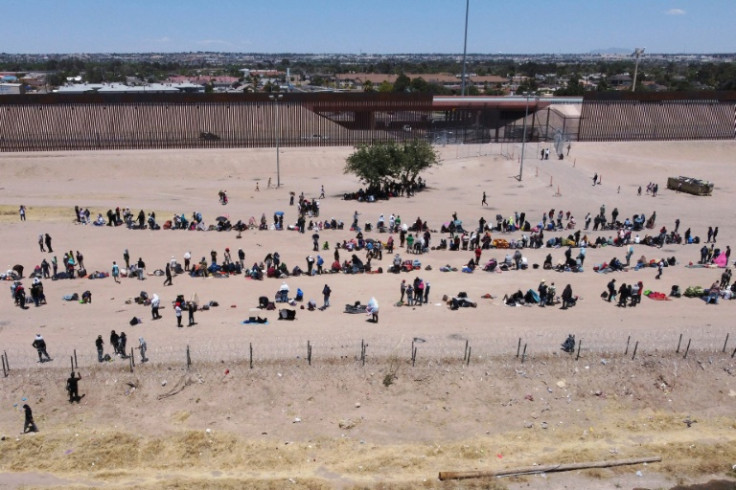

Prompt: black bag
xmin=130 ymin=317 xmax=139 ymax=326
xmin=278 ymin=309 xmax=296 ymax=320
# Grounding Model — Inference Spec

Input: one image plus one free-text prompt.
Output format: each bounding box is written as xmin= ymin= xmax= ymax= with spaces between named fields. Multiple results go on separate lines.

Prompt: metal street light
xmin=269 ymin=93 xmax=283 ymax=187
xmin=632 ymin=48 xmax=645 ymax=92
xmin=518 ymin=92 xmax=533 ymax=181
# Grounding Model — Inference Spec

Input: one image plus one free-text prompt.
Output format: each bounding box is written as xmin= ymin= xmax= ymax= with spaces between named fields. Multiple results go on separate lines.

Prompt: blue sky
xmin=1 ymin=0 xmax=733 ymax=54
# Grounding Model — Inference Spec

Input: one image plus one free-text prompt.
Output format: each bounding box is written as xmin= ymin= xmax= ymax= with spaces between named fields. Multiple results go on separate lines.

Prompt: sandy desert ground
xmin=0 ymin=140 xmax=735 ymax=489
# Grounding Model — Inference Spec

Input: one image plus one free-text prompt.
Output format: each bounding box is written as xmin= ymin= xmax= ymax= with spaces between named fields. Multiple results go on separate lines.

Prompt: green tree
xmin=344 ymin=140 xmax=440 ymax=189
xmin=377 ymin=81 xmax=393 ymax=92
xmin=393 ymin=73 xmax=411 ymax=93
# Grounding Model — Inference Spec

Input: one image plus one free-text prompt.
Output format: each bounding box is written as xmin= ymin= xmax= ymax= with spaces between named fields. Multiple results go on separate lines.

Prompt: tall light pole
xmin=460 ymin=0 xmax=470 ymax=96
xmin=632 ymin=48 xmax=645 ymax=92
xmin=518 ymin=92 xmax=532 ymax=181
xmin=269 ymin=93 xmax=283 ymax=187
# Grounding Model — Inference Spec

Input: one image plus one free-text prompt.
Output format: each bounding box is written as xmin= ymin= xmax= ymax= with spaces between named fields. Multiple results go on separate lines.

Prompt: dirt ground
xmin=0 ymin=140 xmax=735 ymax=489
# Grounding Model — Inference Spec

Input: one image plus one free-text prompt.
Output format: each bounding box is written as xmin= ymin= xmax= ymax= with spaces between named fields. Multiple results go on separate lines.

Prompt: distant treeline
xmin=1 ymin=56 xmax=735 ymax=92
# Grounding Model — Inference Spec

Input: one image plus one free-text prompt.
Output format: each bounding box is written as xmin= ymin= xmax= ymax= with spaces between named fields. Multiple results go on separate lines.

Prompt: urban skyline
xmin=0 ymin=0 xmax=733 ymax=55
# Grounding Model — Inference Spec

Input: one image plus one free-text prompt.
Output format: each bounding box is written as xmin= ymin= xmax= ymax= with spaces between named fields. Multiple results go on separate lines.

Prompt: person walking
xmin=111 ymin=261 xmax=120 ymax=283
xmin=19 ymin=205 xmax=26 ymax=221
xmin=23 ymin=404 xmax=38 ymax=433
xmin=322 ymin=284 xmax=331 ymax=308
xmin=625 ymin=245 xmax=634 ymax=267
xmin=44 ymin=233 xmax=53 ymax=253
xmin=592 ymin=173 xmax=598 ymax=186
xmin=38 ymin=234 xmax=45 ymax=252
xmin=66 ymin=372 xmax=82 ymax=403
xmin=319 ymin=185 xmax=325 ymax=199
xmin=32 ymin=334 xmax=51 ymax=363
xmin=713 ymin=226 xmax=719 ymax=243
xmin=656 ymin=260 xmax=664 ymax=280
xmin=123 ymin=249 xmax=130 ymax=270
xmin=163 ymin=263 xmax=173 ymax=286
xmin=481 ymin=192 xmax=487 ymax=206
xmin=95 ymin=335 xmax=104 ymax=362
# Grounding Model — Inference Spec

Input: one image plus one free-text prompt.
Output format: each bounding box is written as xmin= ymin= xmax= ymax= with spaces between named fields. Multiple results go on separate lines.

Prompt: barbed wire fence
xmin=4 ymin=328 xmax=734 ymax=377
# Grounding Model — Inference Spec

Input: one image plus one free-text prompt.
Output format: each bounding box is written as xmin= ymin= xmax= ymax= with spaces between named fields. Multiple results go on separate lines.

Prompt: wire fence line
xmin=4 ymin=327 xmax=734 ymax=374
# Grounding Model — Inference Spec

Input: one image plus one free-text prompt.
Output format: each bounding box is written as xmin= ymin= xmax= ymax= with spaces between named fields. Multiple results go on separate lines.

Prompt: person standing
xmin=41 ymin=258 xmax=50 ymax=279
xmin=175 ymin=303 xmax=182 ymax=328
xmin=151 ymin=293 xmax=161 ymax=320
xmin=32 ymin=334 xmax=51 ymax=362
xmin=322 ymin=284 xmax=331 ymax=308
xmin=95 ymin=335 xmax=104 ymax=362
xmin=44 ymin=233 xmax=53 ymax=253
xmin=110 ymin=330 xmax=120 ymax=356
xmin=66 ymin=372 xmax=82 ymax=403
xmin=51 ymin=256 xmax=58 ymax=277
xmin=19 ymin=205 xmax=26 ymax=221
xmin=138 ymin=337 xmax=148 ymax=363
xmin=38 ymin=234 xmax=45 ymax=252
xmin=137 ymin=257 xmax=145 ymax=280
xmin=319 ymin=185 xmax=325 ymax=199
xmin=237 ymin=248 xmax=245 ymax=268
xmin=163 ymin=263 xmax=173 ymax=286
xmin=607 ymin=279 xmax=617 ymax=303
xmin=123 ymin=249 xmax=130 ymax=270
xmin=119 ymin=332 xmax=127 ymax=357
xmin=713 ymin=227 xmax=719 ymax=243
xmin=23 ymin=404 xmax=38 ymax=433
xmin=400 ymin=280 xmax=407 ymax=303
xmin=183 ymin=251 xmax=191 ymax=272
xmin=112 ymin=261 xmax=120 ymax=283
xmin=423 ymin=281 xmax=430 ymax=304
xmin=626 ymin=245 xmax=634 ymax=267
xmin=656 ymin=260 xmax=664 ymax=280
xmin=187 ymin=301 xmax=196 ymax=326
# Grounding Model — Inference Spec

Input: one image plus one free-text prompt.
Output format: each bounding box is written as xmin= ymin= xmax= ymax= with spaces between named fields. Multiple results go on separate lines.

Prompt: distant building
xmin=53 ymin=82 xmax=204 ymax=94
xmin=0 ymin=83 xmax=24 ymax=95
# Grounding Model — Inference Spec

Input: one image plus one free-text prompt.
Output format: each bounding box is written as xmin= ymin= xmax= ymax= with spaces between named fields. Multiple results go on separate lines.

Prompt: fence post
xmin=683 ymin=339 xmax=691 ymax=359
xmin=3 ymin=351 xmax=7 ymax=371
xmin=307 ymin=341 xmax=312 ymax=366
xmin=412 ymin=346 xmax=417 ymax=367
xmin=74 ymin=349 xmax=78 ymax=370
xmin=463 ymin=340 xmax=469 ymax=363
xmin=249 ymin=343 xmax=253 ymax=369
xmin=466 ymin=346 xmax=471 ymax=366
xmin=625 ymin=335 xmax=631 ymax=355
xmin=186 ymin=345 xmax=191 ymax=370
xmin=1 ymin=353 xmax=7 ymax=377
xmin=575 ymin=340 xmax=582 ymax=361
xmin=521 ymin=343 xmax=527 ymax=363
xmin=632 ymin=341 xmax=639 ymax=360
xmin=676 ymin=333 xmax=683 ymax=353
xmin=516 ymin=338 xmax=522 ymax=358
xmin=723 ymin=333 xmax=730 ymax=353
xmin=70 ymin=355 xmax=74 ymax=372
xmin=361 ymin=339 xmax=366 ymax=367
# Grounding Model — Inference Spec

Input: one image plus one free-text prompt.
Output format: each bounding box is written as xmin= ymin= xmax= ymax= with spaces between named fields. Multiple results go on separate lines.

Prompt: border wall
xmin=0 ymin=93 xmax=433 ymax=152
xmin=579 ymin=91 xmax=736 ymax=141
